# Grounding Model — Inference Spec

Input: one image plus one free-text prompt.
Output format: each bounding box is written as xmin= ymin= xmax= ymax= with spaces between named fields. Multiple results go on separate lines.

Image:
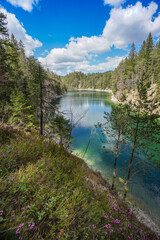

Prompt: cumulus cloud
xmin=104 ymin=0 xmax=126 ymax=8
xmin=6 ymin=0 xmax=39 ymax=12
xmin=0 ymin=7 xmax=42 ymax=56
xmin=39 ymin=1 xmax=160 ymax=75
xmin=102 ymin=1 xmax=160 ymax=49
xmin=74 ymin=56 xmax=126 ymax=73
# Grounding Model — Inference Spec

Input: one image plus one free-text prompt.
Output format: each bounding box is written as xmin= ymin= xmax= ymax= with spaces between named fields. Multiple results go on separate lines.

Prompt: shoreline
xmin=68 ymin=88 xmax=119 ymax=103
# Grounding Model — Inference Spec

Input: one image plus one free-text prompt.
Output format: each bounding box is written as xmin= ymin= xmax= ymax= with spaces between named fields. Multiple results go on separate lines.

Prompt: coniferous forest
xmin=0 ymin=13 xmax=66 ymax=133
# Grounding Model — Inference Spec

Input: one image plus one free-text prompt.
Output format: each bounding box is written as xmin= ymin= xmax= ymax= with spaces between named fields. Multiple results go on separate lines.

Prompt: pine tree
xmin=8 ymin=89 xmax=36 ymax=130
xmin=0 ymin=12 xmax=10 ymax=121
xmin=6 ymin=34 xmax=21 ymax=84
xmin=145 ymin=32 xmax=153 ymax=73
xmin=96 ymin=104 xmax=130 ymax=190
xmin=0 ymin=12 xmax=8 ymax=37
xmin=123 ymin=72 xmax=160 ymax=199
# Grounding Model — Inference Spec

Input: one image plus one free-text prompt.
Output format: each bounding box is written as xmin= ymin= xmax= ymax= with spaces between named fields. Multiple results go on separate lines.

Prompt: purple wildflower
xmin=128 ymin=224 xmax=131 ymax=229
xmin=28 ymin=178 xmax=31 ymax=180
xmin=16 ymin=228 xmax=20 ymax=234
xmin=119 ymin=228 xmax=122 ymax=231
xmin=0 ymin=210 xmax=3 ymax=216
xmin=104 ymin=215 xmax=108 ymax=219
xmin=14 ymin=200 xmax=18 ymax=205
xmin=29 ymin=223 xmax=35 ymax=231
xmin=21 ymin=207 xmax=25 ymax=211
xmin=113 ymin=219 xmax=120 ymax=224
xmin=27 ymin=205 xmax=30 ymax=209
xmin=105 ymin=232 xmax=108 ymax=235
xmin=68 ymin=170 xmax=71 ymax=173
xmin=19 ymin=223 xmax=24 ymax=228
xmin=28 ymin=222 xmax=32 ymax=227
xmin=110 ymin=229 xmax=113 ymax=233
xmin=105 ymin=224 xmax=111 ymax=229
xmin=92 ymin=224 xmax=96 ymax=229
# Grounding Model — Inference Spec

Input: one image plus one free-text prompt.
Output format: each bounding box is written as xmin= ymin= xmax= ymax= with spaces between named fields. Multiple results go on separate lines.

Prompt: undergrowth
xmin=0 ymin=125 xmax=158 ymax=240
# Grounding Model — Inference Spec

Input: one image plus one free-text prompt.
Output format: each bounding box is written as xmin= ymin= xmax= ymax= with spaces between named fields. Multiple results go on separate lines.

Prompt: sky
xmin=0 ymin=0 xmax=160 ymax=75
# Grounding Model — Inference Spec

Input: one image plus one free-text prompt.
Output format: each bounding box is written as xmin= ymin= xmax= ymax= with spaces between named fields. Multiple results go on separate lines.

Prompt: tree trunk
xmin=111 ymin=128 xmax=120 ymax=190
xmin=124 ymin=112 xmax=139 ymax=199
xmin=39 ymin=65 xmax=43 ymax=136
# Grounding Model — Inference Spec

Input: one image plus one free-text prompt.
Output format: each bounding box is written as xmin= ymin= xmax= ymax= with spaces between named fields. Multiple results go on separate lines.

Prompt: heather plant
xmin=0 ymin=125 xmax=158 ymax=240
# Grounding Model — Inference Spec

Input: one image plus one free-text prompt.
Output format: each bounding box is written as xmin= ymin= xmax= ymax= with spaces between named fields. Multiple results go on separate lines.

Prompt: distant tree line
xmin=62 ymin=71 xmax=112 ymax=90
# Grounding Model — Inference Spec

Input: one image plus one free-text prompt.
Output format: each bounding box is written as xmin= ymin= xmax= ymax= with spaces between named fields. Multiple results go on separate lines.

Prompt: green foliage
xmin=8 ymin=89 xmax=36 ymax=130
xmin=0 ymin=10 xmax=66 ymax=133
xmin=63 ymin=71 xmax=112 ymax=90
xmin=0 ymin=12 xmax=8 ymax=36
xmin=0 ymin=126 xmax=157 ymax=240
xmin=46 ymin=113 xmax=72 ymax=146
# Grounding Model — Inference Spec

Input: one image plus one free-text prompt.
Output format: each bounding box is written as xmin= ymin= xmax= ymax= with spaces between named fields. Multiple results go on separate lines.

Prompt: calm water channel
xmin=57 ymin=90 xmax=160 ymax=227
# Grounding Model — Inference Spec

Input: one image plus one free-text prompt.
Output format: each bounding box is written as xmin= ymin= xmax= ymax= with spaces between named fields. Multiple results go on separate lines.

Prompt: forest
xmin=0 ymin=13 xmax=67 ymax=135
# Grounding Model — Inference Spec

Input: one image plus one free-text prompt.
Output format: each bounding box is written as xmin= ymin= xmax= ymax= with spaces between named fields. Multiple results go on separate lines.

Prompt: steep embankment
xmin=0 ymin=125 xmax=159 ymax=240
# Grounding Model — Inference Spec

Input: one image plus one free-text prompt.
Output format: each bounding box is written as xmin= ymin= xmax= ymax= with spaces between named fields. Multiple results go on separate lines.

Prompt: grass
xmin=0 ymin=125 xmax=158 ymax=240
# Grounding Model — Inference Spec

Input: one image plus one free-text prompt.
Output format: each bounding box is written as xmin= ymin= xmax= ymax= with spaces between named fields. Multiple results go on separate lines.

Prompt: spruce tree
xmin=123 ymin=72 xmax=160 ymax=199
xmin=96 ymin=104 xmax=130 ymax=190
xmin=8 ymin=89 xmax=36 ymax=130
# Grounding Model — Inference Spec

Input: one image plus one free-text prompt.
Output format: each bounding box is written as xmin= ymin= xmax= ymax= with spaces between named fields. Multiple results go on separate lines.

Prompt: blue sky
xmin=0 ymin=0 xmax=160 ymax=75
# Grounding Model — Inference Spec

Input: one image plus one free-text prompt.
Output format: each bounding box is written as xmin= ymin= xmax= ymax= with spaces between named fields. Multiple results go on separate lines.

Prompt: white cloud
xmin=6 ymin=0 xmax=39 ymax=12
xmin=74 ymin=56 xmax=125 ymax=73
xmin=102 ymin=1 xmax=160 ymax=49
xmin=104 ymin=0 xmax=126 ymax=8
xmin=39 ymin=1 xmax=160 ymax=75
xmin=0 ymin=7 xmax=42 ymax=56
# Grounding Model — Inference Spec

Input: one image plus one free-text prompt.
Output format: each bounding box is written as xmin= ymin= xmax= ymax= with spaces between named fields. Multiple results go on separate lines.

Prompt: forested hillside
xmin=62 ymin=71 xmax=112 ymax=90
xmin=0 ymin=13 xmax=66 ymax=132
xmin=62 ymin=33 xmax=160 ymax=103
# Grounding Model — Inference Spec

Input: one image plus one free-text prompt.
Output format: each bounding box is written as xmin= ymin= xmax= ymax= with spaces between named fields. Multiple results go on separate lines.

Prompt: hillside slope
xmin=0 ymin=125 xmax=158 ymax=240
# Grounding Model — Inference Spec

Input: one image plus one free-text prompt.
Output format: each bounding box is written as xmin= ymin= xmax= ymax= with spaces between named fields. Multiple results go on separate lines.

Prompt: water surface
xmin=58 ymin=90 xmax=160 ymax=227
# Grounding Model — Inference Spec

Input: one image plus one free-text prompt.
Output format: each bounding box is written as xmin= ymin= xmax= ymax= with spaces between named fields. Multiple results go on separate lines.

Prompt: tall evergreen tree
xmin=124 ymin=72 xmax=160 ymax=199
xmin=145 ymin=32 xmax=153 ymax=72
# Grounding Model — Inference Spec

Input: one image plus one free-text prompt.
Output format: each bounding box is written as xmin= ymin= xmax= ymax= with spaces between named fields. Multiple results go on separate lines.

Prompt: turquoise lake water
xmin=57 ymin=90 xmax=160 ymax=227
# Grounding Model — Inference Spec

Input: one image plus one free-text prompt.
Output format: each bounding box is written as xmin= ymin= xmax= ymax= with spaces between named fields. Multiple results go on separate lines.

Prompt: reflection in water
xmin=58 ymin=91 xmax=160 ymax=227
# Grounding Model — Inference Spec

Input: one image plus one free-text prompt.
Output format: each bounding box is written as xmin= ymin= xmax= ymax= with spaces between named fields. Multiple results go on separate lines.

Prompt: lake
xmin=57 ymin=90 xmax=160 ymax=228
